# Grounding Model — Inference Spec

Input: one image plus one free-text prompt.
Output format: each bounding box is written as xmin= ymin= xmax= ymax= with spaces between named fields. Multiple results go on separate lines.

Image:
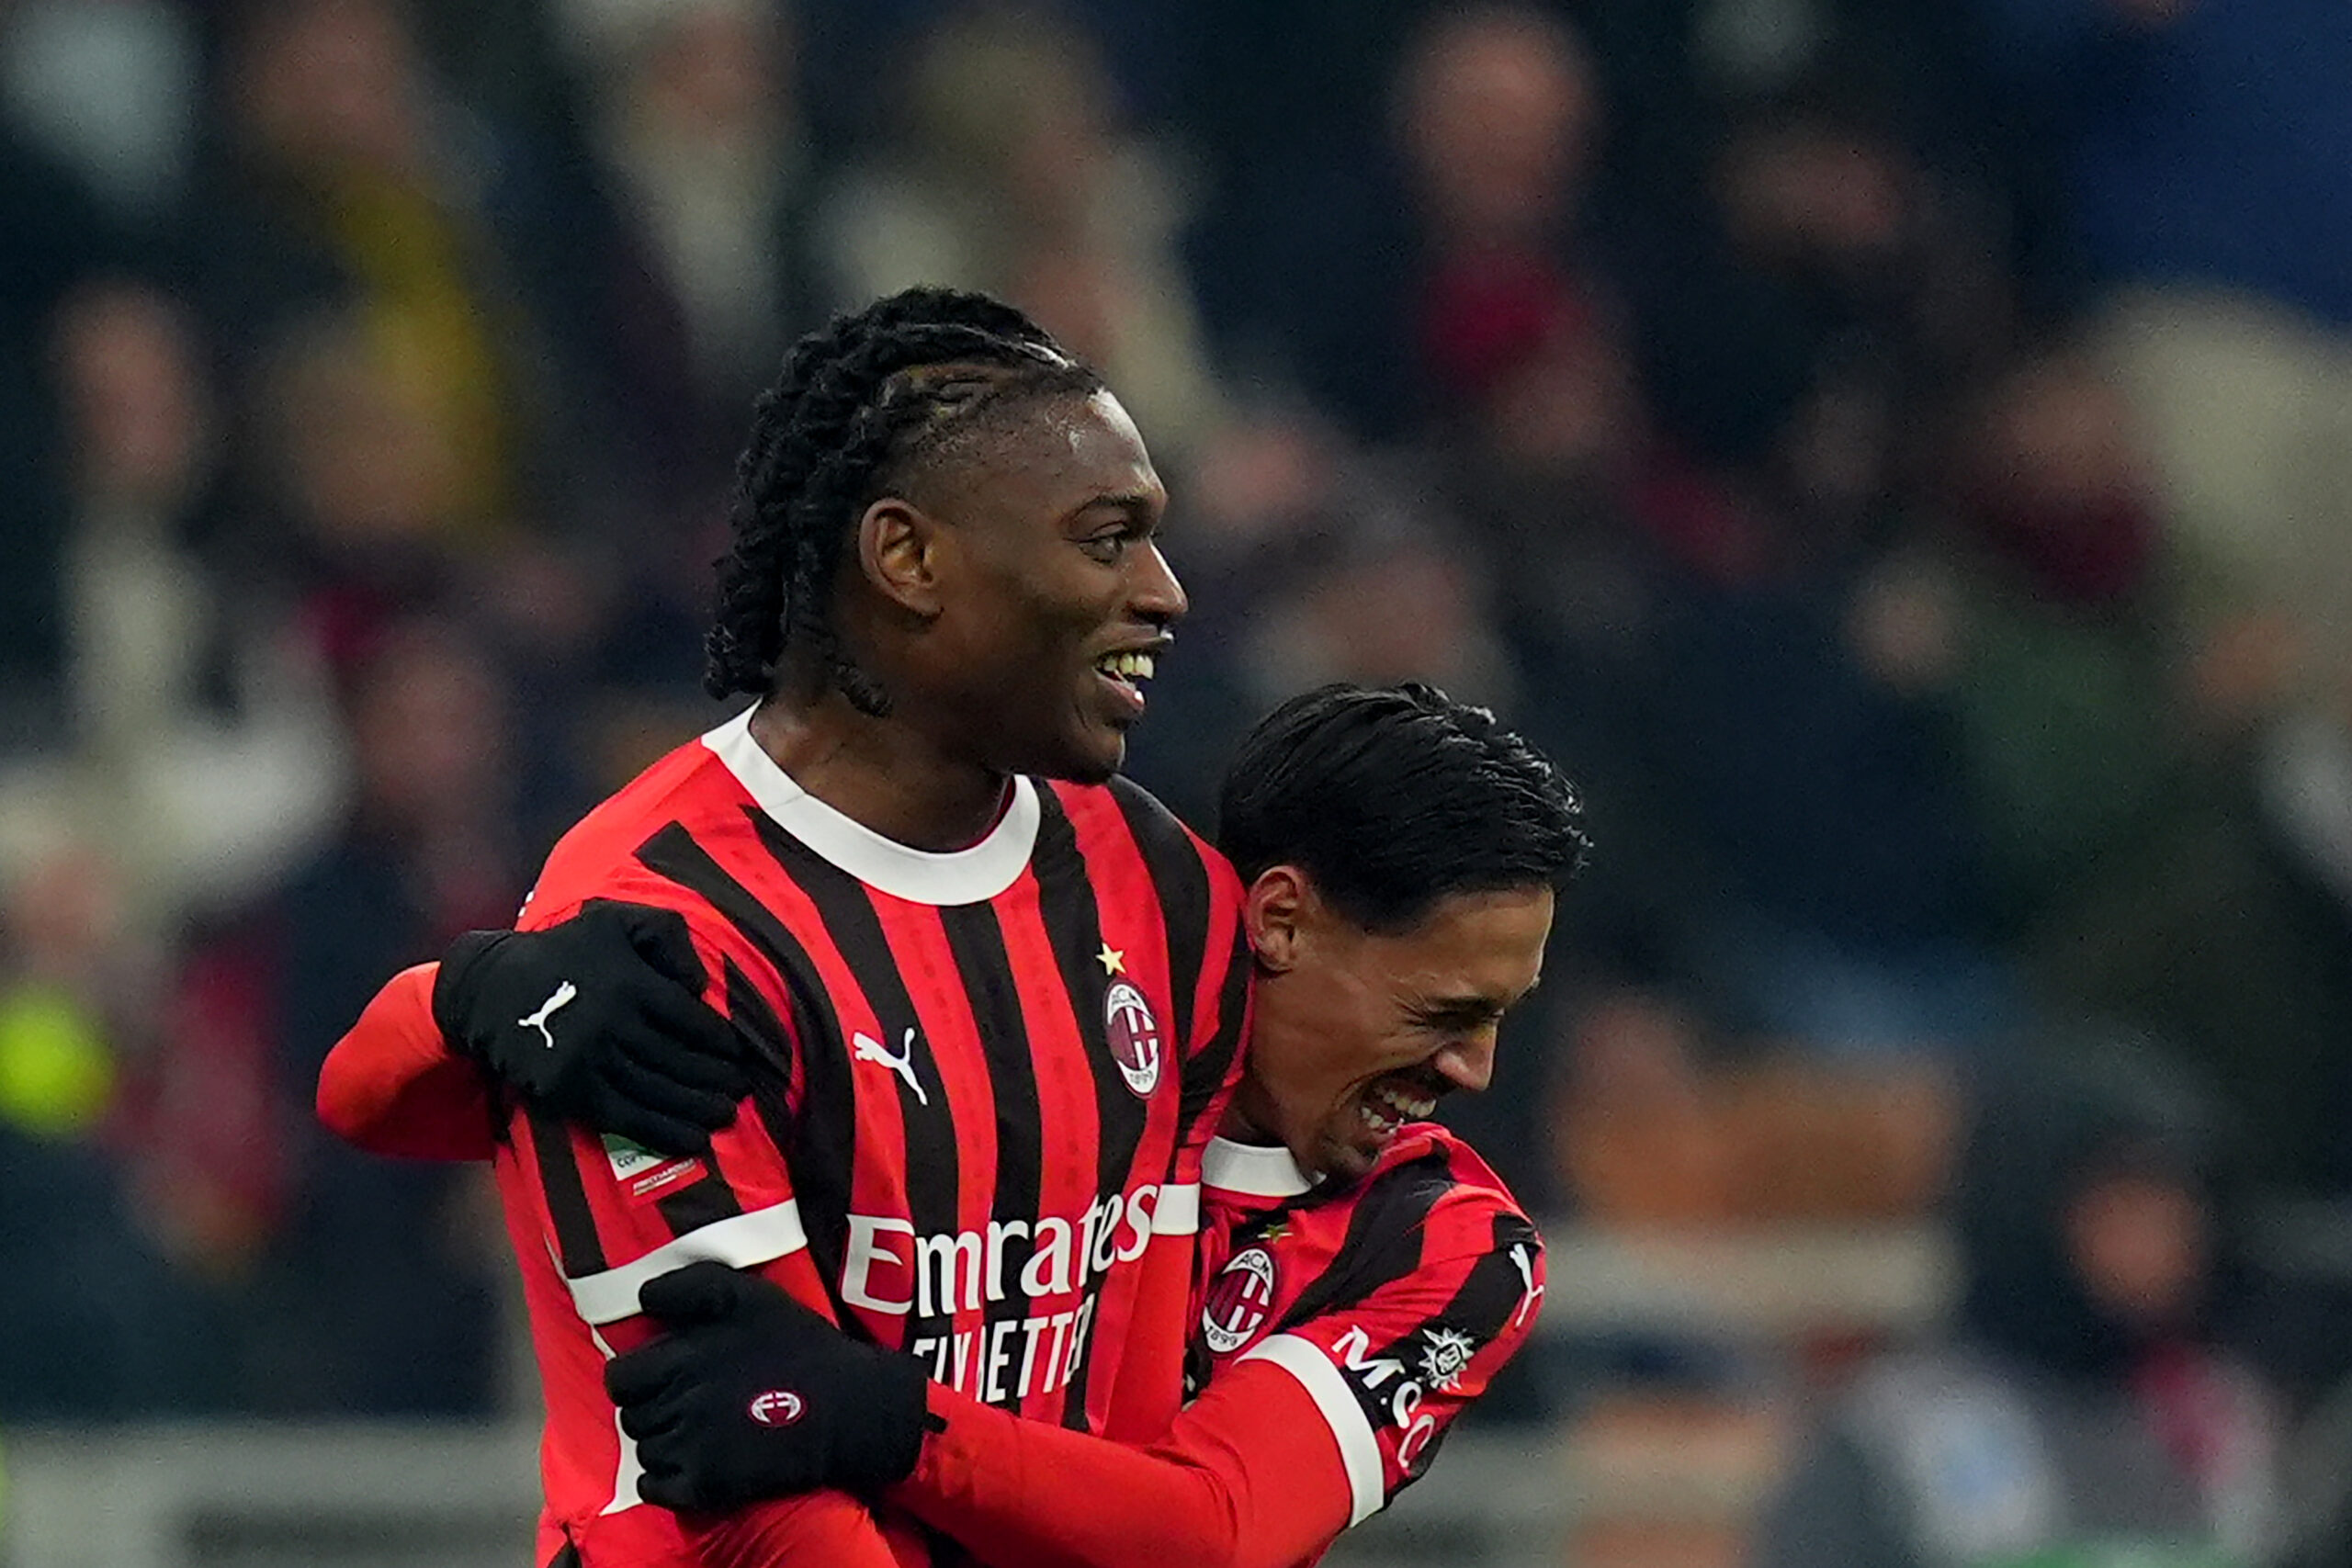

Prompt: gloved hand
xmin=433 ymin=900 xmax=749 ymax=1156
xmin=606 ymin=1262 xmax=931 ymax=1512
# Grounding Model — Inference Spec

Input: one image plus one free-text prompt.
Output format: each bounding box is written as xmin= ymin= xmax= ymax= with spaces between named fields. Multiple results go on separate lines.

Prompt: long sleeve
xmin=315 ymin=962 xmax=500 ymax=1160
xmin=892 ymin=1359 xmax=1351 ymax=1568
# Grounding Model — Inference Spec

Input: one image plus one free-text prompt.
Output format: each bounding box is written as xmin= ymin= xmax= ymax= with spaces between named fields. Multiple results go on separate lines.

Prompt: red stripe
xmin=989 ymin=873 xmax=1100 ymax=1426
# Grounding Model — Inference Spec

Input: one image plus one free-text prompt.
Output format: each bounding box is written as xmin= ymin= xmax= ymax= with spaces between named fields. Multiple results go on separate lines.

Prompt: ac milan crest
xmin=1103 ymin=979 xmax=1162 ymax=1097
xmin=1201 ymin=1246 xmax=1278 ymax=1354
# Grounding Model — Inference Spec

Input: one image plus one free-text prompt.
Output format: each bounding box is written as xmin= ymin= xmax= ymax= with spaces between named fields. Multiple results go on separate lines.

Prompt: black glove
xmin=605 ymin=1262 xmax=931 ymax=1512
xmin=433 ymin=900 xmax=750 ymax=1156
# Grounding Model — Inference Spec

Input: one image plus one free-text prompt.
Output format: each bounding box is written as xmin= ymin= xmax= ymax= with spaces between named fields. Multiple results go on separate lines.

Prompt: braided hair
xmin=704 ymin=288 xmax=1104 ymax=710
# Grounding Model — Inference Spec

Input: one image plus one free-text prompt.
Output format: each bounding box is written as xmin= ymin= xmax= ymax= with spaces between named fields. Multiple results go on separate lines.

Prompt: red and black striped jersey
xmin=1189 ymin=1125 xmax=1545 ymax=1526
xmin=486 ymin=708 xmax=1250 ymax=1556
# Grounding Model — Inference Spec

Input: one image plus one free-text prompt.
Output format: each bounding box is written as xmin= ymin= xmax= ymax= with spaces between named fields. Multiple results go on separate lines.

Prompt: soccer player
xmin=326 ymin=683 xmax=1588 ymax=1567
xmin=320 ymin=288 xmax=1255 ymax=1568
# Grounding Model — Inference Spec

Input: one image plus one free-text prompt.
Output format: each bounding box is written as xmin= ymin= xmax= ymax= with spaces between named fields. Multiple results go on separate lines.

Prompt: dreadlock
xmin=704 ymin=287 xmax=1104 ymax=710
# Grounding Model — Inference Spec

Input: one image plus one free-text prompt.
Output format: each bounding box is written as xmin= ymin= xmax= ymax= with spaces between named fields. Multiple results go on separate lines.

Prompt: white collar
xmin=701 ymin=706 xmax=1040 ymax=907
xmin=1203 ymin=1136 xmax=1317 ymax=1199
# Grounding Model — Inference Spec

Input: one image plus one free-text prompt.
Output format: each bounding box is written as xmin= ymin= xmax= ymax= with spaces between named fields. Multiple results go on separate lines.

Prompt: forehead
xmin=1369 ymin=886 xmax=1555 ymax=991
xmin=922 ymin=387 xmax=1161 ymax=517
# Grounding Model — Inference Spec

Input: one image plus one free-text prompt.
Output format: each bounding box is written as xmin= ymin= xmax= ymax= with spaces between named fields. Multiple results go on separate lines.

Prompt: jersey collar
xmin=702 ymin=706 xmax=1040 ymax=907
xmin=1204 ymin=1136 xmax=1317 ymax=1200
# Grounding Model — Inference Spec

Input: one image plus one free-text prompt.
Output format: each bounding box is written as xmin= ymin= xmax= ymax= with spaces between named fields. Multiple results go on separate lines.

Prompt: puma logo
xmin=1509 ymin=1242 xmax=1544 ymax=1329
xmin=519 ymin=981 xmax=578 ymax=1049
xmin=852 ymin=1028 xmax=926 ymax=1106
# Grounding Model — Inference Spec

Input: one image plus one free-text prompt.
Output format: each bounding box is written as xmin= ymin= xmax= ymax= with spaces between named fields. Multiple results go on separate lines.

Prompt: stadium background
xmin=2 ymin=0 xmax=2350 ymax=1562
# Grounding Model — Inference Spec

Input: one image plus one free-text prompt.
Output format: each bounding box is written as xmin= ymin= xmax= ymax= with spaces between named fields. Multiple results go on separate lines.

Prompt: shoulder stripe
xmin=565 ymin=1200 xmax=808 ymax=1325
xmin=1238 ymin=1334 xmax=1385 ymax=1526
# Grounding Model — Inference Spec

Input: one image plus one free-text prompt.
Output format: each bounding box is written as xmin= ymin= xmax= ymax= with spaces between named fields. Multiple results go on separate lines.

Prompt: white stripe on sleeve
xmin=565 ymin=1200 xmax=808 ymax=1325
xmin=1237 ymin=1332 xmax=1385 ymax=1525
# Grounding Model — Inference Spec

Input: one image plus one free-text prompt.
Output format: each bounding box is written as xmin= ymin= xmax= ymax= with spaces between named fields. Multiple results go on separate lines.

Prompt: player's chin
xmin=1053 ymin=718 xmax=1130 ymax=784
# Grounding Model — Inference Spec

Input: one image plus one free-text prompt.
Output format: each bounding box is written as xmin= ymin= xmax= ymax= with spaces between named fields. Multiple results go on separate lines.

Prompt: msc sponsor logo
xmin=1329 ymin=1322 xmax=1480 ymax=1471
xmin=1200 ymin=1246 xmax=1278 ymax=1355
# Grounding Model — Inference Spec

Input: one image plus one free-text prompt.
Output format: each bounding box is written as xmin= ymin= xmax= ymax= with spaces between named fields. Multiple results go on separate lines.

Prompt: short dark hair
xmin=1216 ymin=682 xmax=1590 ymax=932
xmin=704 ymin=288 xmax=1103 ymax=709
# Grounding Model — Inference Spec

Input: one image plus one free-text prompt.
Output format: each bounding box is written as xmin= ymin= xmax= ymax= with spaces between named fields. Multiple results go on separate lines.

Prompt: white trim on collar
xmin=1203 ymin=1136 xmax=1317 ymax=1199
xmin=701 ymin=706 xmax=1040 ymax=907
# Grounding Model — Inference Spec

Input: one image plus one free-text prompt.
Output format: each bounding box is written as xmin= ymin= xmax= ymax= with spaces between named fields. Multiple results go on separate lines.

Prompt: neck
xmin=749 ymin=686 xmax=1011 ymax=852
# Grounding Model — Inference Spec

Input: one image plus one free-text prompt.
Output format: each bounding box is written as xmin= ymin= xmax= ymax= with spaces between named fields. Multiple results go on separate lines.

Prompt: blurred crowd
xmin=2 ymin=0 xmax=2350 ymax=1558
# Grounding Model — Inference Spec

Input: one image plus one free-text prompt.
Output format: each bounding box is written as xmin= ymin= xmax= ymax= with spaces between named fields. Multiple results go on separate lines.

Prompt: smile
xmin=1092 ymin=649 xmax=1159 ymax=715
xmin=1356 ymin=1082 xmax=1438 ymax=1139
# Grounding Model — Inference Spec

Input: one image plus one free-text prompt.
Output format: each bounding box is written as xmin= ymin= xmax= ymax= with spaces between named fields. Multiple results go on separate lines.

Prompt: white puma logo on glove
xmin=520 ymin=981 xmax=579 ymax=1049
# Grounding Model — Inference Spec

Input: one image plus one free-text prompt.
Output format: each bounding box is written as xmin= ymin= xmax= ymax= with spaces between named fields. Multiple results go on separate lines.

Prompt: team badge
xmin=1103 ymin=979 xmax=1162 ymax=1097
xmin=1419 ymin=1326 xmax=1477 ymax=1393
xmin=1200 ymin=1246 xmax=1279 ymax=1354
xmin=747 ymin=1389 xmax=804 ymax=1427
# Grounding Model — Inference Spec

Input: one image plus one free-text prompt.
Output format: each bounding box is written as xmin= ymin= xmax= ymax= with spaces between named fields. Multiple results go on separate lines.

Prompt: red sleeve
xmin=1236 ymin=1212 xmax=1545 ymax=1519
xmin=315 ymin=963 xmax=499 ymax=1160
xmin=888 ymin=1204 xmax=1547 ymax=1568
xmin=892 ymin=1359 xmax=1350 ymax=1568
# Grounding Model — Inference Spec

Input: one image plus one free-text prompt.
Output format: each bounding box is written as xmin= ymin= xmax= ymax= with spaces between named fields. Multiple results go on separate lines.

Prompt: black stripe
xmin=1027 ymin=788 xmax=1141 ymax=1428
xmin=1182 ymin=922 xmax=1253 ymax=1138
xmin=1274 ymin=1149 xmax=1455 ymax=1330
xmin=655 ymin=1170 xmax=745 ymax=1236
xmin=723 ymin=956 xmax=848 ymax=1294
xmin=1108 ymin=777 xmax=1210 ymax=1050
xmin=529 ymin=1104 xmax=606 ymax=1277
xmin=939 ymin=901 xmax=1045 ymax=1400
xmin=1374 ymin=1214 xmax=1539 ymax=1364
xmin=747 ymin=812 xmax=962 ymax=1350
xmin=635 ymin=823 xmax=854 ymax=1302
xmin=546 ymin=1540 xmax=582 ymax=1568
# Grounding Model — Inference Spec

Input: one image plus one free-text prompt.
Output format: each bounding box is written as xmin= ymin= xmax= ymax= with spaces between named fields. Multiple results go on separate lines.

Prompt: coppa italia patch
xmin=603 ymin=1134 xmax=704 ymax=1199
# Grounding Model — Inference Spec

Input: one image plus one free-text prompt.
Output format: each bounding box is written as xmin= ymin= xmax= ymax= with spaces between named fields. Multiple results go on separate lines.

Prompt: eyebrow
xmin=1064 ymin=490 xmax=1165 ymax=530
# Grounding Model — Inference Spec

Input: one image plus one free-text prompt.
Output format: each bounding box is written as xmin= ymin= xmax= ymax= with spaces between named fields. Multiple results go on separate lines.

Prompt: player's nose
xmin=1434 ymin=1033 xmax=1496 ymax=1095
xmin=1128 ymin=541 xmax=1188 ymax=627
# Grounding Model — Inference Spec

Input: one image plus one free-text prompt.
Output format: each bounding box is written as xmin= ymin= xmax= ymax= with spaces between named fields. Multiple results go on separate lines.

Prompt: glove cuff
xmin=432 ymin=929 xmax=518 ymax=1061
xmin=850 ymin=1348 xmax=933 ymax=1491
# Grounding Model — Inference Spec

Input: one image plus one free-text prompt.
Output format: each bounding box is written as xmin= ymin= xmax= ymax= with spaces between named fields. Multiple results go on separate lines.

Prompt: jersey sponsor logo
xmin=1103 ymin=979 xmax=1162 ymax=1097
xmin=519 ymin=980 xmax=578 ymax=1049
xmin=1331 ymin=1324 xmax=1445 ymax=1471
xmin=601 ymin=1134 xmax=702 ymax=1198
xmin=852 ymin=1027 xmax=927 ymax=1105
xmin=838 ymin=1182 xmax=1165 ymax=1405
xmin=747 ymin=1389 xmax=804 ymax=1427
xmin=1200 ymin=1246 xmax=1279 ymax=1355
xmin=1418 ymin=1326 xmax=1476 ymax=1393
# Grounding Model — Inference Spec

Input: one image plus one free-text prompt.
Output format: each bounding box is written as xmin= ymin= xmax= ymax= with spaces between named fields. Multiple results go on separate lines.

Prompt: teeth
xmin=1097 ymin=651 xmax=1157 ymax=682
xmin=1372 ymin=1085 xmax=1435 ymax=1122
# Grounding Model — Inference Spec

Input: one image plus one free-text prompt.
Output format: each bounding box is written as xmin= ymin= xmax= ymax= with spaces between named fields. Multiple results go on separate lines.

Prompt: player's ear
xmin=858 ymin=496 xmax=945 ymax=618
xmin=1245 ymin=865 xmax=1310 ymax=973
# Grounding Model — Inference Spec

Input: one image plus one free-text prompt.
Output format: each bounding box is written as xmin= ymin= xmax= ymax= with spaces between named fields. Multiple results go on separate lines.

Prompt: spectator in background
xmin=188 ymin=0 xmax=581 ymax=541
xmin=818 ymin=1 xmax=1226 ymax=458
xmin=1756 ymin=1045 xmax=2288 ymax=1568
xmin=0 ymin=831 xmax=218 ymax=1417
xmin=551 ymin=0 xmax=822 ymax=495
xmin=170 ymin=618 xmax=518 ymax=1415
xmin=1967 ymin=0 xmax=2352 ymax=723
